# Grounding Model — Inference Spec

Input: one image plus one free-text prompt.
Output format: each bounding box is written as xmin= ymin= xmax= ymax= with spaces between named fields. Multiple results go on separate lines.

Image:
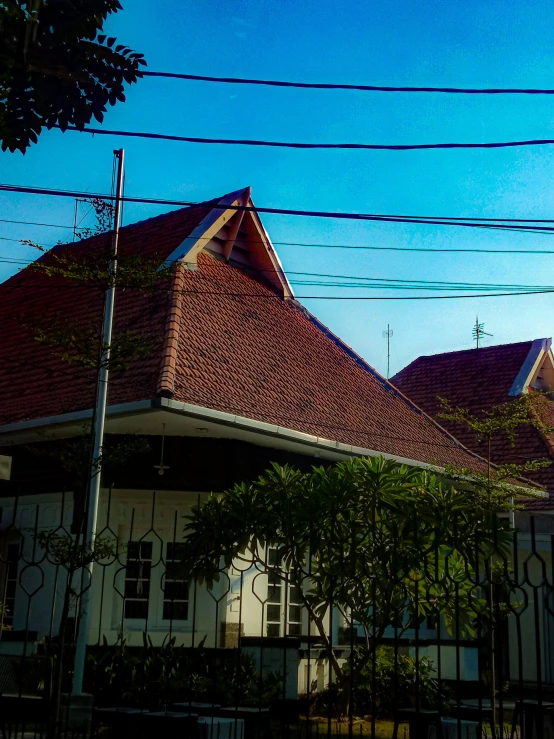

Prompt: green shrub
xmin=86 ymin=636 xmax=282 ymax=711
xmin=345 ymin=646 xmax=449 ymax=717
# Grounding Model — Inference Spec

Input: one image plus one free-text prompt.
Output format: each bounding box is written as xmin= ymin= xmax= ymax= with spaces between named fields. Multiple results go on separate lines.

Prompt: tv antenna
xmin=382 ymin=325 xmax=393 ymax=378
xmin=472 ymin=317 xmax=492 ymax=348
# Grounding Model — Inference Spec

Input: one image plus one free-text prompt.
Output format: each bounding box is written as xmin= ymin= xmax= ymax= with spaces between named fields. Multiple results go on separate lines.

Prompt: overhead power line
xmin=3 ymin=183 xmax=554 ymax=234
xmin=4 ymin=210 xmax=554 ymax=226
xmin=0 ymin=218 xmax=74 ymax=229
xmin=3 ymin=280 xmax=554 ymax=301
xmin=54 ymin=125 xmax=554 ymax=152
xmin=3 ymin=253 xmax=552 ymax=292
xmin=142 ymin=70 xmax=554 ymax=96
xmin=5 ymin=218 xmax=554 ymax=255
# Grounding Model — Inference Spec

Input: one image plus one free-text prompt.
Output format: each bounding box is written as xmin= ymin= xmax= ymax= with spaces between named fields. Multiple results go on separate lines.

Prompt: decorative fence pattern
xmin=0 ymin=489 xmax=553 ymax=739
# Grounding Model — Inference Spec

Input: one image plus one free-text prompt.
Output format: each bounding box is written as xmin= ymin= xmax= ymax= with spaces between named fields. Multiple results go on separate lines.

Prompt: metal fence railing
xmin=0 ymin=489 xmax=553 ymax=739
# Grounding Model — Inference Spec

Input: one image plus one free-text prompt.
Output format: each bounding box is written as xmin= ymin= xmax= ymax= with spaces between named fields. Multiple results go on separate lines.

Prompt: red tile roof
xmin=391 ymin=343 xmax=554 ymax=510
xmin=0 ymin=194 xmax=493 ymax=473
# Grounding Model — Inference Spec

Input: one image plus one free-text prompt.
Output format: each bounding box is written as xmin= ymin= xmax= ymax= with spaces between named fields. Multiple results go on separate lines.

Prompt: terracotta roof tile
xmin=0 ymin=194 xmax=490 ymax=474
xmin=391 ymin=343 xmax=554 ymax=510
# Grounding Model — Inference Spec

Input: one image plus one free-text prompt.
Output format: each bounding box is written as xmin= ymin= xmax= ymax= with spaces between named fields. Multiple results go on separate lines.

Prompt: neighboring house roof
xmin=391 ymin=340 xmax=554 ymax=510
xmin=0 ymin=188 xmax=494 ymax=473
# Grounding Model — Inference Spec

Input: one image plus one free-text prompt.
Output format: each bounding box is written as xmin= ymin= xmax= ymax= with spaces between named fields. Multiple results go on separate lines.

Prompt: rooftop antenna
xmin=472 ymin=316 xmax=492 ymax=348
xmin=382 ymin=325 xmax=393 ymax=378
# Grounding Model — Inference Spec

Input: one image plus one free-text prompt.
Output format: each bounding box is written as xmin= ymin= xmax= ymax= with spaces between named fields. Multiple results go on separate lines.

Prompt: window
xmin=267 ymin=569 xmax=282 ymax=637
xmin=1 ymin=542 xmax=20 ymax=628
xmin=124 ymin=541 xmax=152 ymax=620
xmin=162 ymin=543 xmax=189 ymax=621
xmin=287 ymin=581 xmax=303 ymax=636
xmin=122 ymin=538 xmax=190 ymax=626
xmin=266 ymin=547 xmax=303 ymax=637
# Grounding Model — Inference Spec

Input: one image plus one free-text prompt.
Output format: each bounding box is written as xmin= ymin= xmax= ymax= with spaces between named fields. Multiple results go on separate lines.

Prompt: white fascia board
xmin=509 ymin=338 xmax=551 ymax=396
xmin=154 ymin=397 xmax=444 ymax=471
xmin=0 ymin=395 xmax=469 ymax=474
xmin=1 ymin=395 xmax=546 ymax=495
xmin=0 ymin=400 xmax=153 ymax=440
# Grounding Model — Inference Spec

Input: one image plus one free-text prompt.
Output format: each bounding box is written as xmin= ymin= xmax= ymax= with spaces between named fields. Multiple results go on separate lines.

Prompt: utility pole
xmin=72 ymin=149 xmax=125 ymax=696
xmin=382 ymin=325 xmax=393 ymax=379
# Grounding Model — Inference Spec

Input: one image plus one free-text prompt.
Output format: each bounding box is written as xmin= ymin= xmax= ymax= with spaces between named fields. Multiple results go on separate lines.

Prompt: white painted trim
xmin=0 ymin=398 xmax=546 ymax=497
xmin=0 ymin=400 xmax=153 ymax=440
xmin=160 ymin=188 xmax=294 ymax=299
xmin=161 ymin=188 xmax=250 ymax=268
xmin=509 ymin=338 xmax=552 ymax=396
xmin=0 ymin=397 xmax=441 ymax=470
xmin=245 ymin=196 xmax=294 ymax=299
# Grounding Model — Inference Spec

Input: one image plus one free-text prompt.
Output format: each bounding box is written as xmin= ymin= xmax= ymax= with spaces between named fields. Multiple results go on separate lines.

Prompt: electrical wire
xmin=142 ymin=71 xmax=554 ymax=96
xmin=3 ymin=183 xmax=554 ymax=234
xmin=6 ymin=219 xmax=554 ymax=255
xmin=54 ymin=124 xmax=554 ymax=152
xmin=0 ymin=352 xmax=487 ymax=459
xmin=0 ymin=218 xmax=74 ymax=229
xmin=0 ymin=349 xmax=543 ymax=468
xmin=3 ymin=280 xmax=554 ymax=301
xmin=3 ymin=255 xmax=553 ymax=292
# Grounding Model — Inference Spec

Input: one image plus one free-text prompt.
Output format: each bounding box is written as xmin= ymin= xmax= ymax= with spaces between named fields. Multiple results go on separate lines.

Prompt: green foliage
xmin=438 ymin=394 xmax=554 ymax=446
xmin=438 ymin=395 xmax=549 ymax=509
xmin=29 ymin=246 xmax=175 ymax=291
xmin=182 ymin=456 xmax=509 ymax=685
xmin=30 ymin=315 xmax=153 ymax=371
xmin=344 ymin=647 xmax=448 ymax=717
xmin=0 ymin=600 xmax=11 ymax=630
xmin=36 ymin=530 xmax=115 ymax=569
xmin=73 ymin=198 xmax=115 ymax=241
xmin=86 ymin=635 xmax=282 ymax=711
xmin=0 ymin=1 xmax=145 ymax=153
xmin=211 ymin=652 xmax=283 ymax=708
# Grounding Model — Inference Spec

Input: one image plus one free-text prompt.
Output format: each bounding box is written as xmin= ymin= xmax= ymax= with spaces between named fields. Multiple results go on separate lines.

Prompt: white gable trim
xmin=246 ymin=197 xmax=294 ymax=299
xmin=162 ymin=188 xmax=250 ymax=269
xmin=509 ymin=338 xmax=552 ymax=396
xmin=160 ymin=188 xmax=294 ymax=298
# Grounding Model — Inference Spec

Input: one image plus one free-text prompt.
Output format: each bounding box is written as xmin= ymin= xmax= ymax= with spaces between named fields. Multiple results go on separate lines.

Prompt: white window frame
xmin=265 ymin=547 xmax=304 ymax=638
xmin=114 ymin=528 xmax=191 ymax=631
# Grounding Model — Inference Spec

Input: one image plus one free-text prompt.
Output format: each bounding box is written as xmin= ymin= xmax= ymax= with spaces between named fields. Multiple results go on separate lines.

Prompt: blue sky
xmin=3 ymin=0 xmax=554 ymax=377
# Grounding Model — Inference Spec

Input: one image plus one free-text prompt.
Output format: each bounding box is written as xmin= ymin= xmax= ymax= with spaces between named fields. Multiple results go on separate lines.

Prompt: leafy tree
xmin=21 ymin=196 xmax=174 ymax=374
xmin=30 ymin=428 xmax=148 ymax=737
xmin=438 ymin=393 xmax=554 ymax=508
xmin=0 ymin=1 xmax=145 ymax=153
xmin=437 ymin=395 xmax=551 ymax=723
xmin=344 ymin=646 xmax=448 ymax=716
xmin=181 ymin=456 xmax=520 ymax=697
xmin=37 ymin=528 xmax=115 ymax=736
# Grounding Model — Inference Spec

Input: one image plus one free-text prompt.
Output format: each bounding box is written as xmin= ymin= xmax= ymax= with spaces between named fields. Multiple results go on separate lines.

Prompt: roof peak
xmin=417 ymin=338 xmax=546 ymax=362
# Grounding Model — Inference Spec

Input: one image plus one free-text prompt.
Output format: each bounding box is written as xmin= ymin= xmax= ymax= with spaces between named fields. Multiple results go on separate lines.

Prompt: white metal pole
xmin=72 ymin=149 xmax=125 ymax=695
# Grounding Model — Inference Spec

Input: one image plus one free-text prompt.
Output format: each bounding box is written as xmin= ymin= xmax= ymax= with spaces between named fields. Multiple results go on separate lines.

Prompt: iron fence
xmin=0 ymin=489 xmax=553 ymax=739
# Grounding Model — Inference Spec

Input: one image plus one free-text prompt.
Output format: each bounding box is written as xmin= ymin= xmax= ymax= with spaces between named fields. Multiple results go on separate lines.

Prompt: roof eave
xmin=0 ymin=398 xmax=448 ymax=473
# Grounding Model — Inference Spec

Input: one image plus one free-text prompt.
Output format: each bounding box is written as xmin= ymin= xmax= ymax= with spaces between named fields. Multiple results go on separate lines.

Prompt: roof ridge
xmin=418 ymin=338 xmax=543 ymax=361
xmin=298 ymin=303 xmax=492 ymax=468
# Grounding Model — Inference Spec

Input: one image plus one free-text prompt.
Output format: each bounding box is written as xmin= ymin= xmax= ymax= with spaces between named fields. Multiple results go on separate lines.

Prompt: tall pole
xmin=382 ymin=326 xmax=393 ymax=379
xmin=72 ymin=149 xmax=125 ymax=695
xmin=387 ymin=324 xmax=390 ymax=379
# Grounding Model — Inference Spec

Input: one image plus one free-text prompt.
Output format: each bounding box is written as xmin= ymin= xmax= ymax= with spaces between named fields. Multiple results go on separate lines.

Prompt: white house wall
xmin=508 ymin=534 xmax=554 ymax=684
